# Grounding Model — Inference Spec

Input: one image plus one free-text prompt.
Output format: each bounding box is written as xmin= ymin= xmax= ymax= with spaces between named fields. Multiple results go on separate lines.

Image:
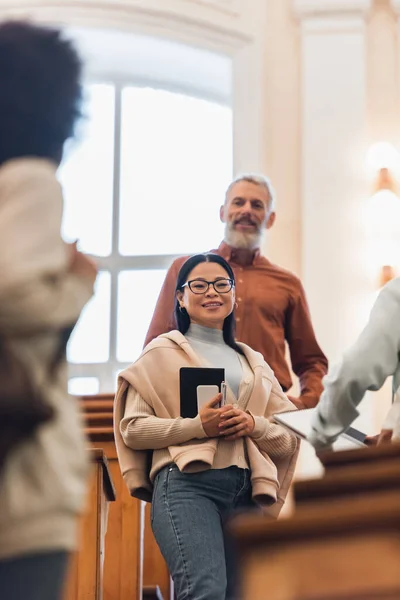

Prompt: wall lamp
xmin=366 ymin=142 xmax=400 ymax=287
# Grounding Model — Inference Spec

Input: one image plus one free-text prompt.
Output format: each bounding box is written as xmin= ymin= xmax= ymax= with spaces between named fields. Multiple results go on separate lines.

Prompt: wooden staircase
xmin=81 ymin=394 xmax=114 ymax=441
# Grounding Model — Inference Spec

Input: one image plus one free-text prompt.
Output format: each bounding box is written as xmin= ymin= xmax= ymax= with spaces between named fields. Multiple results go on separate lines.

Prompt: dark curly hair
xmin=0 ymin=20 xmax=83 ymax=166
xmin=175 ymin=253 xmax=244 ymax=355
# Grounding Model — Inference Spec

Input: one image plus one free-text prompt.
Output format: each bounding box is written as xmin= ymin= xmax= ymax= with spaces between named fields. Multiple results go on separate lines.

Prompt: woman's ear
xmin=176 ymin=290 xmax=183 ymax=305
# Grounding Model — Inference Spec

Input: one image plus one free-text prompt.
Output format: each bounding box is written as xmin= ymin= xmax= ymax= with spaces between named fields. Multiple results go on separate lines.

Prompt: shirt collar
xmin=217 ymin=241 xmax=265 ymax=266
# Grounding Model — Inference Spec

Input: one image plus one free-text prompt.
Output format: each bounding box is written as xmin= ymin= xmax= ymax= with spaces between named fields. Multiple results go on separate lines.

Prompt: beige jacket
xmin=114 ymin=331 xmax=300 ymax=518
xmin=0 ymin=158 xmax=94 ymax=560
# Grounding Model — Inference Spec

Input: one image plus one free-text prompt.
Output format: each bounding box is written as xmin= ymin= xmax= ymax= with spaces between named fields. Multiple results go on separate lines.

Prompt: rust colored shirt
xmin=144 ymin=242 xmax=328 ymax=407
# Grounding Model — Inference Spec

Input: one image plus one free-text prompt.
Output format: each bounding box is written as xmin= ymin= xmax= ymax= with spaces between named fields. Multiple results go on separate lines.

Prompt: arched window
xmin=60 ymin=30 xmax=233 ymax=393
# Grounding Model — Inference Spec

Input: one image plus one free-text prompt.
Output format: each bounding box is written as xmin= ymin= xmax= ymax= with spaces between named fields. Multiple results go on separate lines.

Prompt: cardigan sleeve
xmin=120 ymin=386 xmax=207 ymax=450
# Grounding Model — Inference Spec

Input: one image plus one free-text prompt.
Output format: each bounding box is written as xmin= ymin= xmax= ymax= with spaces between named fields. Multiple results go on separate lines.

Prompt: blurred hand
xmin=365 ymin=429 xmax=393 ymax=446
xmin=315 ymin=446 xmax=333 ymax=460
xmin=199 ymin=395 xmax=232 ymax=438
xmin=68 ymin=247 xmax=98 ymax=285
xmin=67 ymin=240 xmax=79 ymax=259
xmin=218 ymin=406 xmax=255 ymax=441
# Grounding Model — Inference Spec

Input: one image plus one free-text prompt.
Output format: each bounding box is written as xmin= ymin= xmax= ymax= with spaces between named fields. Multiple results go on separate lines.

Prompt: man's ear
xmin=219 ymin=204 xmax=226 ymax=223
xmin=266 ymin=211 xmax=276 ymax=230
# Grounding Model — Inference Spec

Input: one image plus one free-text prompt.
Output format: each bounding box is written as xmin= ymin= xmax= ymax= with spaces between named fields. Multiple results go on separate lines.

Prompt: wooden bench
xmin=231 ymin=444 xmax=400 ymax=600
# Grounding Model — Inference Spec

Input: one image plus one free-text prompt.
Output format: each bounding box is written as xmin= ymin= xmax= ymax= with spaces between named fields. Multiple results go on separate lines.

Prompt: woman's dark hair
xmin=175 ymin=253 xmax=244 ymax=355
xmin=0 ymin=21 xmax=83 ymax=165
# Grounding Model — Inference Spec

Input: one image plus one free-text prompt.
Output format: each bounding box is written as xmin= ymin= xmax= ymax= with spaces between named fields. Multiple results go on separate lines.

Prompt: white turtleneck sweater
xmin=185 ymin=323 xmax=242 ymax=398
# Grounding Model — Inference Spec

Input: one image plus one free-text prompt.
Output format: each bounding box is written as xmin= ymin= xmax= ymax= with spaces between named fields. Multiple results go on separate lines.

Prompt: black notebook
xmin=180 ymin=367 xmax=225 ymax=418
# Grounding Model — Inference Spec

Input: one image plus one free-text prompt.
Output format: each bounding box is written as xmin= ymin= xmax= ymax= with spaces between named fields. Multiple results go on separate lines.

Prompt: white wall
xmin=262 ymin=1 xmax=302 ymax=276
xmin=294 ymin=0 xmax=400 ymax=451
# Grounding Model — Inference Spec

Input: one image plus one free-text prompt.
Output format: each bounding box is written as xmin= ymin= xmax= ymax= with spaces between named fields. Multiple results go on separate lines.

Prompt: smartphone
xmin=345 ymin=426 xmax=367 ymax=445
xmin=197 ymin=385 xmax=219 ymax=411
xmin=180 ymin=367 xmax=224 ymax=418
xmin=221 ymin=381 xmax=227 ymax=407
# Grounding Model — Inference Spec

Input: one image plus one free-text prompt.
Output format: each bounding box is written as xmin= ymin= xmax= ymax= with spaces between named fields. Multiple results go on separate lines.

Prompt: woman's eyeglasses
xmin=182 ymin=278 xmax=234 ymax=295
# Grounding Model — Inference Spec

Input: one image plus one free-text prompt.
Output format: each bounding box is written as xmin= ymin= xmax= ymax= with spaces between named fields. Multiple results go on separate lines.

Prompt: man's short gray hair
xmin=225 ymin=173 xmax=276 ymax=212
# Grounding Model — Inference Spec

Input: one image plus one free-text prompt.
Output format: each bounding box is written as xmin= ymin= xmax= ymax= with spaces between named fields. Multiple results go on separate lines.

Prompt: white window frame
xmin=67 ymin=78 xmax=233 ymax=392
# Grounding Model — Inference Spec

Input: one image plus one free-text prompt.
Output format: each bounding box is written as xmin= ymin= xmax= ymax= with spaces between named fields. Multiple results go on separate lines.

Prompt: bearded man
xmin=145 ymin=173 xmax=327 ymax=408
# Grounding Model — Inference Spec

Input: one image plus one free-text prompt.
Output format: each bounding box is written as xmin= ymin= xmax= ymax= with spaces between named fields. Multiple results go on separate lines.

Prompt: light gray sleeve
xmin=308 ymin=279 xmax=400 ymax=449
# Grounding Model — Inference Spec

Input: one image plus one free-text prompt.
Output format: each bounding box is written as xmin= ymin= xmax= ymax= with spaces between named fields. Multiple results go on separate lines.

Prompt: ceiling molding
xmin=185 ymin=0 xmax=242 ymax=16
xmin=293 ymin=0 xmax=372 ymax=19
xmin=0 ymin=1 xmax=252 ymax=53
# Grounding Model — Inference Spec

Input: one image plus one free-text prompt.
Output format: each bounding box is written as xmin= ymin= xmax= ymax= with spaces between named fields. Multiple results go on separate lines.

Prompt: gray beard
xmin=223 ymin=223 xmax=263 ymax=250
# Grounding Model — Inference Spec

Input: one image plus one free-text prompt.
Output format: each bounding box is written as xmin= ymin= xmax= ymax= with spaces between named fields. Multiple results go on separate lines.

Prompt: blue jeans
xmin=0 ymin=550 xmax=68 ymax=600
xmin=151 ymin=465 xmax=256 ymax=600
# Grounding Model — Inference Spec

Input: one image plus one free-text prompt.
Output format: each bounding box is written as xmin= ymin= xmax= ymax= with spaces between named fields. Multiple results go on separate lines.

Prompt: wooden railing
xmin=79 ymin=393 xmax=170 ymax=600
xmin=64 ymin=448 xmax=116 ymax=600
xmin=231 ymin=443 xmax=400 ymax=600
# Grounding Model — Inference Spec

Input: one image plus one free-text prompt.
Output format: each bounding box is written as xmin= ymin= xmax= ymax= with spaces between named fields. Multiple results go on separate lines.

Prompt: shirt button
xmin=237 ymin=298 xmax=242 ymax=302
xmin=236 ymin=317 xmax=241 ymax=322
xmin=238 ymin=279 xmax=243 ymax=283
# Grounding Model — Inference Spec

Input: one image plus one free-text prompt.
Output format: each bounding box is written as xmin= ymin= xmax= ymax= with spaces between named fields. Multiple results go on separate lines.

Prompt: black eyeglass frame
xmin=182 ymin=278 xmax=235 ymax=295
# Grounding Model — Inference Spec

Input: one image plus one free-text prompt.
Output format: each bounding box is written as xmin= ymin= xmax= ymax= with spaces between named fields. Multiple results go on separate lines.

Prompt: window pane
xmin=117 ymin=269 xmax=167 ymax=362
xmin=68 ymin=377 xmax=100 ymax=396
xmin=68 ymin=271 xmax=111 ymax=363
xmin=119 ymin=87 xmax=232 ymax=256
xmin=60 ymin=83 xmax=115 ymax=256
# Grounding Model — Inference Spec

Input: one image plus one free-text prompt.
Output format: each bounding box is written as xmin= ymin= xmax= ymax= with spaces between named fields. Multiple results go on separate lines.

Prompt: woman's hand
xmin=218 ymin=406 xmax=255 ymax=441
xmin=199 ymin=394 xmax=231 ymax=438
